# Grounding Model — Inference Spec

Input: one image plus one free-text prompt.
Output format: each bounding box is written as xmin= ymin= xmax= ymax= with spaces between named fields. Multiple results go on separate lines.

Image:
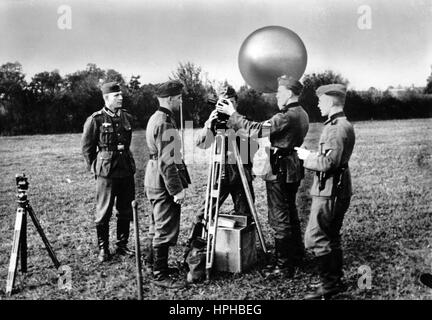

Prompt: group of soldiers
xmin=81 ymin=76 xmax=355 ymax=300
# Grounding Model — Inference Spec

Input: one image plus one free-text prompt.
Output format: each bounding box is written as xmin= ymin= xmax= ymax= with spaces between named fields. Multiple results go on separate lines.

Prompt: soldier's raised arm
xmin=81 ymin=116 xmax=98 ymax=172
xmin=195 ymin=109 xmax=218 ymax=149
xmin=227 ymin=111 xmax=289 ymax=138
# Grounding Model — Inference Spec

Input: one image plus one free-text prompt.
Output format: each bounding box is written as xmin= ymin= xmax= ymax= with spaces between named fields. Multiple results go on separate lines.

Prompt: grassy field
xmin=0 ymin=118 xmax=431 ymax=300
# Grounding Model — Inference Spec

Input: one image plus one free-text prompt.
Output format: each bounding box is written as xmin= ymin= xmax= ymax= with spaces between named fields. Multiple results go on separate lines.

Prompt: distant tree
xmin=237 ymin=86 xmax=278 ymax=122
xmin=29 ymin=70 xmax=63 ymax=97
xmin=128 ymin=83 xmax=159 ymax=128
xmin=172 ymin=62 xmax=213 ymax=126
xmin=25 ymin=70 xmax=66 ymax=133
xmin=63 ymin=63 xmax=106 ymax=130
xmin=0 ymin=62 xmax=27 ymax=100
xmin=128 ymin=75 xmax=141 ymax=92
xmin=0 ymin=62 xmax=29 ymax=134
xmin=105 ymin=69 xmax=126 ymax=85
xmin=65 ymin=63 xmax=105 ymax=92
xmin=425 ymin=65 xmax=432 ymax=94
xmin=300 ymin=70 xmax=349 ymax=122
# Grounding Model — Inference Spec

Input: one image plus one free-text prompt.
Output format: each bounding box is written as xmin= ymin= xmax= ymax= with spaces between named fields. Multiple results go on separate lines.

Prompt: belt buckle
xmin=117 ymin=144 xmax=125 ymax=151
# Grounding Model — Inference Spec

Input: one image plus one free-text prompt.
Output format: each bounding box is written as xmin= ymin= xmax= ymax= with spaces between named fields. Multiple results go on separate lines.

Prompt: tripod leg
xmin=202 ymin=140 xmax=216 ymax=239
xmin=231 ymin=139 xmax=268 ymax=254
xmin=26 ymin=205 xmax=60 ymax=269
xmin=205 ymin=133 xmax=225 ymax=279
xmin=20 ymin=211 xmax=27 ymax=273
xmin=6 ymin=207 xmax=25 ymax=296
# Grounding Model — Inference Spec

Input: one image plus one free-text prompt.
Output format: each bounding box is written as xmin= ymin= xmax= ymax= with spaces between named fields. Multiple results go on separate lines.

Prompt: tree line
xmin=0 ymin=61 xmax=431 ymax=135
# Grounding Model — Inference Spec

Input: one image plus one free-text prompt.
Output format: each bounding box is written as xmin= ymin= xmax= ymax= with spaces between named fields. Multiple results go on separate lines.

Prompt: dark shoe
xmin=116 ymin=219 xmax=131 ymax=250
xmin=152 ymin=245 xmax=185 ymax=288
xmin=152 ymin=272 xmax=186 ymax=289
xmin=96 ymin=224 xmax=110 ymax=263
xmin=262 ymin=238 xmax=294 ymax=278
xmin=304 ymin=280 xmax=347 ymax=300
xmin=305 ymin=251 xmax=345 ymax=300
xmin=98 ymin=248 xmax=111 ymax=263
xmin=116 ymin=246 xmax=135 ymax=256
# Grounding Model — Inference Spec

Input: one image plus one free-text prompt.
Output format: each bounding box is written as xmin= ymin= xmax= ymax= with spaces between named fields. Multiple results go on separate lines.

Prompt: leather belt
xmin=99 ymin=144 xmax=128 ymax=152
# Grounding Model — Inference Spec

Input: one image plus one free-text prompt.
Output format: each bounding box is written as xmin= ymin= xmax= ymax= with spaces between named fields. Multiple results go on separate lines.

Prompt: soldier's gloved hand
xmin=173 ymin=189 xmax=186 ymax=205
xmin=205 ymin=110 xmax=219 ymax=129
xmin=295 ymin=147 xmax=311 ymax=160
xmin=216 ymin=98 xmax=235 ymax=116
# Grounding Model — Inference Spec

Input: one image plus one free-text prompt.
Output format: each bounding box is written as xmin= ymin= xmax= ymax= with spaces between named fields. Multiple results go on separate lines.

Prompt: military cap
xmin=217 ymin=85 xmax=237 ymax=99
xmin=277 ymin=75 xmax=303 ymax=95
xmin=156 ymin=80 xmax=184 ymax=98
xmin=101 ymin=82 xmax=121 ymax=95
xmin=316 ymin=84 xmax=347 ymax=98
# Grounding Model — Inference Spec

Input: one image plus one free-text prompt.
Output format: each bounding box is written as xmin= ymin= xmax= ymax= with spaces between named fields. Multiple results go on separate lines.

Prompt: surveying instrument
xmin=201 ymin=120 xmax=268 ymax=281
xmin=5 ymin=174 xmax=60 ymax=296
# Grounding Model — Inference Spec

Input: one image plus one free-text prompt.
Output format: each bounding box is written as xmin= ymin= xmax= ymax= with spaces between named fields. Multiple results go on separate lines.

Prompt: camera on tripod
xmin=207 ymin=97 xmax=230 ymax=130
xmin=16 ymin=173 xmax=29 ymax=191
xmin=16 ymin=173 xmax=29 ymax=202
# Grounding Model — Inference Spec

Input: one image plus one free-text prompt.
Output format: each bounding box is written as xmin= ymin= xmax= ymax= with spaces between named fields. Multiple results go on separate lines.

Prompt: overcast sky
xmin=1 ymin=0 xmax=431 ymax=90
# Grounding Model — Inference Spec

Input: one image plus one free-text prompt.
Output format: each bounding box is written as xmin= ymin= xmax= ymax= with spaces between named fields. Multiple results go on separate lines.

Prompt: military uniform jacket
xmin=303 ymin=112 xmax=355 ymax=198
xmin=195 ymin=123 xmax=256 ymax=186
xmin=144 ymin=107 xmax=191 ymax=196
xmin=81 ymin=107 xmax=136 ymax=178
xmin=228 ymin=102 xmax=309 ymax=183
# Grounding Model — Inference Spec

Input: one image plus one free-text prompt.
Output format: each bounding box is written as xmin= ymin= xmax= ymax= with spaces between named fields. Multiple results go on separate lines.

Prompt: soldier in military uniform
xmin=195 ymin=85 xmax=255 ymax=221
xmin=144 ymin=80 xmax=191 ymax=289
xmin=296 ymin=84 xmax=355 ymax=299
xmin=81 ymin=82 xmax=136 ymax=263
xmin=217 ymin=76 xmax=309 ymax=277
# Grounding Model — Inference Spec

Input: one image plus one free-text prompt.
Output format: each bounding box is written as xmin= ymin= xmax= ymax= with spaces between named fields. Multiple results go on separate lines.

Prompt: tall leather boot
xmin=152 ymin=245 xmax=185 ymax=289
xmin=96 ymin=224 xmax=110 ymax=263
xmin=144 ymin=244 xmax=177 ymax=275
xmin=304 ymin=250 xmax=346 ymax=300
xmin=116 ymin=219 xmax=135 ymax=256
xmin=292 ymin=230 xmax=305 ymax=267
xmin=263 ymin=237 xmax=294 ymax=278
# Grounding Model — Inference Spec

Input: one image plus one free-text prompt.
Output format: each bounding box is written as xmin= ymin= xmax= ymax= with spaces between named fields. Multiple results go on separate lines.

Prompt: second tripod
xmin=5 ymin=174 xmax=60 ymax=296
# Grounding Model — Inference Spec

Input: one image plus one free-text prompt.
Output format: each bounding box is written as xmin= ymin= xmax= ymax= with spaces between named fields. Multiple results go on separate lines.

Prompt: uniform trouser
xmin=266 ymin=178 xmax=302 ymax=245
xmin=197 ymin=180 xmax=255 ymax=220
xmin=145 ymin=187 xmax=181 ymax=248
xmin=95 ymin=175 xmax=135 ymax=226
xmin=304 ymin=196 xmax=351 ymax=257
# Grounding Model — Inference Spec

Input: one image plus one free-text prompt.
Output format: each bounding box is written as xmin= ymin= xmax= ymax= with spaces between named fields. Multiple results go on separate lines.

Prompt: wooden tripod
xmin=202 ymin=130 xmax=268 ymax=280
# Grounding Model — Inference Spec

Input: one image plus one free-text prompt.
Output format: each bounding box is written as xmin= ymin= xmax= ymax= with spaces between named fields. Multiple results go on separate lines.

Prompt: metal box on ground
xmin=214 ymin=214 xmax=257 ymax=273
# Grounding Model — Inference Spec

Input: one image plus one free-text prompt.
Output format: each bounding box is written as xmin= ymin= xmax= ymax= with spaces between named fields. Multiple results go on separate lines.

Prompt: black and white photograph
xmin=0 ymin=0 xmax=431 ymax=307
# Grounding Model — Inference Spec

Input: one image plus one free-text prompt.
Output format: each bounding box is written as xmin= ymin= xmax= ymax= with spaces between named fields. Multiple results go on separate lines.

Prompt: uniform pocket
xmin=96 ymin=151 xmax=113 ymax=177
xmin=100 ymin=125 xmax=114 ymax=145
